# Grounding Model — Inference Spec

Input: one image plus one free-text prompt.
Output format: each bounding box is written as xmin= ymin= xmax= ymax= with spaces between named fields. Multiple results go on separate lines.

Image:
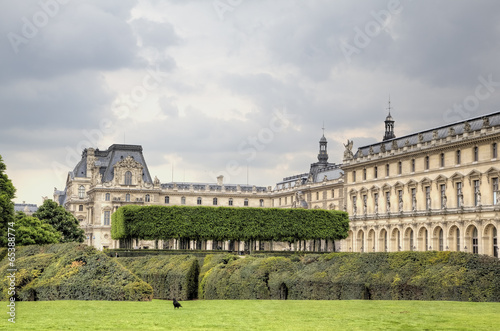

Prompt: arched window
xmin=229 ymin=198 xmax=233 ymax=206
xmin=124 ymin=171 xmax=132 ymax=185
xmin=181 ymin=196 xmax=186 ymax=205
xmin=244 ymin=199 xmax=249 ymax=206
xmin=125 ymin=193 xmax=130 ymax=202
xmin=456 ymin=228 xmax=460 ymax=252
xmin=438 ymin=228 xmax=444 ymax=251
xmin=197 ymin=197 xmax=202 ymax=205
xmin=213 ymin=197 xmax=218 ymax=206
xmin=165 ymin=196 xmax=170 ymax=204
xmin=409 ymin=229 xmax=414 ymax=251
xmin=259 ymin=199 xmax=264 ymax=207
xmin=105 ymin=193 xmax=110 ymax=201
xmin=493 ymin=227 xmax=498 ymax=258
xmin=472 ymin=227 xmax=479 ymax=254
xmin=145 ymin=194 xmax=150 ymax=202
xmin=78 ymin=185 xmax=85 ymax=199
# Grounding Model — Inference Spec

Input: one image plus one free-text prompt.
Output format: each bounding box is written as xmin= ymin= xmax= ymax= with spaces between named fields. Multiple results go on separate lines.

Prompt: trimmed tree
xmin=0 ymin=155 xmax=16 ymax=247
xmin=14 ymin=212 xmax=61 ymax=245
xmin=33 ymin=199 xmax=85 ymax=243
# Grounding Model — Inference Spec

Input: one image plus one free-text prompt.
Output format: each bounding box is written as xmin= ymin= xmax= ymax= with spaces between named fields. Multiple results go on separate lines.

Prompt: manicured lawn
xmin=1 ymin=300 xmax=499 ymax=330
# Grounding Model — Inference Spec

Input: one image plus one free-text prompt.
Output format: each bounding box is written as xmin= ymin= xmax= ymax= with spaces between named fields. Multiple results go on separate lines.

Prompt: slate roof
xmin=355 ymin=111 xmax=500 ymax=158
xmin=14 ymin=203 xmax=38 ymax=213
xmin=161 ymin=182 xmax=269 ymax=193
xmin=71 ymin=144 xmax=153 ymax=184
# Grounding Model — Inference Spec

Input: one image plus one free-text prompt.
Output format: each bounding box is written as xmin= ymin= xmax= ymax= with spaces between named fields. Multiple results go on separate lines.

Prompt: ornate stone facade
xmin=342 ymin=112 xmax=500 ymax=257
xmin=54 ymin=111 xmax=500 ymax=258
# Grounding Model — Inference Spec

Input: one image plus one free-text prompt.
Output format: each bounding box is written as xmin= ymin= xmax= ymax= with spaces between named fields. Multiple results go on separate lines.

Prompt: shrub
xmin=0 ymin=243 xmax=153 ymax=301
xmin=117 ymin=255 xmax=199 ymax=300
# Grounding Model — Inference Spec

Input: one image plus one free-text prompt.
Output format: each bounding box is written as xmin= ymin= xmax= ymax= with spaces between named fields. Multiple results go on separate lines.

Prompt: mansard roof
xmin=354 ymin=111 xmax=500 ymax=158
xmin=71 ymin=144 xmax=153 ymax=184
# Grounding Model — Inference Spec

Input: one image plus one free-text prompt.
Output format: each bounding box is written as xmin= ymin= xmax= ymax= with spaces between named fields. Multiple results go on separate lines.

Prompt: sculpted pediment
xmin=114 ymin=156 xmax=143 ymax=169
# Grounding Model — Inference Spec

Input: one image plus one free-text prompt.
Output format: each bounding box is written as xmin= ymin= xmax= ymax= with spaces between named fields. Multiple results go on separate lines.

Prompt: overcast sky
xmin=2 ymin=0 xmax=500 ymax=204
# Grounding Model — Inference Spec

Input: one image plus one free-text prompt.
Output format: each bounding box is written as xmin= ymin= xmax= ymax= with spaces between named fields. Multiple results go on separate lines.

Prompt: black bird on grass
xmin=173 ymin=298 xmax=182 ymax=309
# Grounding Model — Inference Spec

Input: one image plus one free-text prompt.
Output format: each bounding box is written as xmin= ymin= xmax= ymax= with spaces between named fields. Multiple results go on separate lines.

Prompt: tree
xmin=0 ymin=155 xmax=16 ymax=246
xmin=33 ymin=199 xmax=85 ymax=243
xmin=14 ymin=212 xmax=60 ymax=245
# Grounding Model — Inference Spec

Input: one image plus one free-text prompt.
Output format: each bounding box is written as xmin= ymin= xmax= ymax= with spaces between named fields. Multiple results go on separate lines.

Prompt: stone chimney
xmin=217 ymin=175 xmax=224 ymax=186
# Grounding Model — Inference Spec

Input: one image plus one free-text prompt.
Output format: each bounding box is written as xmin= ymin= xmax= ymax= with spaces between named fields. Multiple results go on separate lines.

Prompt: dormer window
xmin=78 ymin=185 xmax=85 ymax=199
xmin=124 ymin=171 xmax=132 ymax=185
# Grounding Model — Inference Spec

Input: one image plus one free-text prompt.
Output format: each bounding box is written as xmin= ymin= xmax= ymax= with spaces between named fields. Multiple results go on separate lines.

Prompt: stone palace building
xmin=55 ymin=110 xmax=499 ymax=257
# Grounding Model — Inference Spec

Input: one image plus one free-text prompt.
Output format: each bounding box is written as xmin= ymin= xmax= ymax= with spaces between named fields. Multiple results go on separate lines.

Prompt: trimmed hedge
xmin=111 ymin=205 xmax=349 ymax=243
xmin=117 ymin=255 xmax=199 ymax=301
xmin=199 ymin=251 xmax=500 ymax=302
xmin=0 ymin=243 xmax=153 ymax=301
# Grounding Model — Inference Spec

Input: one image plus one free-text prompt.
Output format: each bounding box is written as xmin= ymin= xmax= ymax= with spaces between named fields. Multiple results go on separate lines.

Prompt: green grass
xmin=1 ymin=300 xmax=499 ymax=330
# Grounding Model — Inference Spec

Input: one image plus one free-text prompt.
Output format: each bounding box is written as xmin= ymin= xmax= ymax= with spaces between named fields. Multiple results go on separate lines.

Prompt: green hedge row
xmin=111 ymin=205 xmax=349 ymax=243
xmin=0 ymin=243 xmax=153 ymax=301
xmin=117 ymin=255 xmax=199 ymax=301
xmin=199 ymin=251 xmax=500 ymax=302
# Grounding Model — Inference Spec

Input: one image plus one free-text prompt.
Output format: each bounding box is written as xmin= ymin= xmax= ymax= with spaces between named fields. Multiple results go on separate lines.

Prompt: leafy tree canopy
xmin=0 ymin=155 xmax=16 ymax=246
xmin=14 ymin=212 xmax=60 ymax=245
xmin=33 ymin=199 xmax=85 ymax=243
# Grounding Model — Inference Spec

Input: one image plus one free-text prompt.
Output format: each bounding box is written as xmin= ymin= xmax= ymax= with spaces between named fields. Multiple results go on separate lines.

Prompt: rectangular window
xmin=440 ymin=184 xmax=446 ymax=209
xmin=398 ymin=162 xmax=402 ymax=175
xmin=398 ymin=190 xmax=403 ymax=211
xmin=331 ymin=189 xmax=335 ymax=198
xmin=352 ymin=171 xmax=356 ymax=182
xmin=474 ymin=146 xmax=478 ymax=162
xmin=386 ymin=164 xmax=390 ymax=177
xmin=316 ymin=192 xmax=319 ymax=200
xmin=386 ymin=191 xmax=390 ymax=212
xmin=493 ymin=178 xmax=499 ymax=205
xmin=493 ymin=143 xmax=498 ymax=159
xmin=104 ymin=211 xmax=110 ymax=226
xmin=473 ymin=180 xmax=480 ymax=206
xmin=440 ymin=153 xmax=445 ymax=167
xmin=411 ymin=159 xmax=415 ymax=173
xmin=411 ymin=188 xmax=416 ymax=210
xmin=374 ymin=166 xmax=378 ymax=179
xmin=425 ymin=186 xmax=431 ymax=210
xmin=425 ymin=156 xmax=429 ymax=170
xmin=374 ymin=193 xmax=378 ymax=212
xmin=456 ymin=150 xmax=461 ymax=165
xmin=363 ymin=169 xmax=367 ymax=180
xmin=457 ymin=182 xmax=463 ymax=208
